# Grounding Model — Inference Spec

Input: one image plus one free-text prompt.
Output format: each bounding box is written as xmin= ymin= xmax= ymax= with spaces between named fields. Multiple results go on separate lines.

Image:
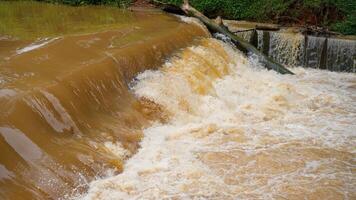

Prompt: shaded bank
xmin=36 ymin=0 xmax=131 ymax=7
xmin=160 ymin=0 xmax=356 ymax=35
xmin=25 ymin=0 xmax=356 ymax=35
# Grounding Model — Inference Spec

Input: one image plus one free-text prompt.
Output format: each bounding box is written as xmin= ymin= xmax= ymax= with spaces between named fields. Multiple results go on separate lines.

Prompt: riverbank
xmin=158 ymin=0 xmax=355 ymax=35
xmin=1 ymin=1 xmax=355 ymax=199
xmin=32 ymin=0 xmax=355 ymax=35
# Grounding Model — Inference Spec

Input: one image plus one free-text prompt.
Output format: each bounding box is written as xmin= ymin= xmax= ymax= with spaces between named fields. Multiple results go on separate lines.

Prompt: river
xmin=0 ymin=1 xmax=355 ymax=200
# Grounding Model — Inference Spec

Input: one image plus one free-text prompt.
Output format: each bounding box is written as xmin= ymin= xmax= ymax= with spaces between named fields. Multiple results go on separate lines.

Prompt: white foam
xmin=16 ymin=37 xmax=59 ymax=54
xmin=81 ymin=38 xmax=356 ymax=199
xmin=177 ymin=15 xmax=211 ymax=36
xmin=104 ymin=142 xmax=131 ymax=160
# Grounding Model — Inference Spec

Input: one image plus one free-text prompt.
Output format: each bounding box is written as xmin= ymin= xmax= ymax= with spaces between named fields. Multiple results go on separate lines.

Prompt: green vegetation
xmin=37 ymin=0 xmax=131 ymax=7
xmin=6 ymin=0 xmax=354 ymax=35
xmin=162 ymin=0 xmax=356 ymax=35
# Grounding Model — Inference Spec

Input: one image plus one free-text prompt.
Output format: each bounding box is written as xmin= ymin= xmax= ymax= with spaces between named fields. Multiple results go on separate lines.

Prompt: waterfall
xmin=233 ymin=29 xmax=355 ymax=72
xmin=269 ymin=31 xmax=305 ymax=67
xmin=327 ymin=38 xmax=356 ymax=72
xmin=0 ymin=2 xmax=208 ymax=199
xmin=1 ymin=2 xmax=355 ymax=199
xmin=82 ymin=37 xmax=356 ymax=200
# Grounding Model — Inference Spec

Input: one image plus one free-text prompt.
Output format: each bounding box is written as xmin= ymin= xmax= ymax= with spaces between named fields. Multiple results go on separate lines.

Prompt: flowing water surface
xmin=226 ymin=21 xmax=356 ymax=72
xmin=83 ymin=38 xmax=356 ymax=200
xmin=0 ymin=1 xmax=355 ymax=200
xmin=0 ymin=2 xmax=207 ymax=199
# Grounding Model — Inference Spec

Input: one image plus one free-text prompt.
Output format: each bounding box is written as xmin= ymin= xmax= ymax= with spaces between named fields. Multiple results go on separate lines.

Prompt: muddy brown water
xmin=1 ymin=2 xmax=355 ymax=200
xmin=0 ymin=1 xmax=207 ymax=199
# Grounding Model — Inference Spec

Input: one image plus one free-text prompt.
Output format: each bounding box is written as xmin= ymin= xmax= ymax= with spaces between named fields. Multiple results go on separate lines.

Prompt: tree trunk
xmin=180 ymin=0 xmax=294 ymax=74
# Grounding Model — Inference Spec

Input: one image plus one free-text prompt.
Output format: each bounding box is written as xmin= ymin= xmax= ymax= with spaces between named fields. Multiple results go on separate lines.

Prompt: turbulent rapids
xmin=82 ymin=38 xmax=356 ymax=200
xmin=0 ymin=2 xmax=207 ymax=199
xmin=1 ymin=1 xmax=356 ymax=200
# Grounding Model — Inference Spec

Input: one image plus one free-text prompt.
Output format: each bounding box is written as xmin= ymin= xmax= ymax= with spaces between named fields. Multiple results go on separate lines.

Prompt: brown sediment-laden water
xmin=0 ymin=1 xmax=207 ymax=199
xmin=83 ymin=38 xmax=356 ymax=199
xmin=1 ymin=1 xmax=356 ymax=200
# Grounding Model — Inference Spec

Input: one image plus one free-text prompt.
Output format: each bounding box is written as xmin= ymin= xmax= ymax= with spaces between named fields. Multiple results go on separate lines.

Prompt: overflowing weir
xmin=1 ymin=2 xmax=355 ymax=200
xmin=228 ymin=23 xmax=356 ymax=72
xmin=83 ymin=38 xmax=355 ymax=200
xmin=0 ymin=2 xmax=207 ymax=199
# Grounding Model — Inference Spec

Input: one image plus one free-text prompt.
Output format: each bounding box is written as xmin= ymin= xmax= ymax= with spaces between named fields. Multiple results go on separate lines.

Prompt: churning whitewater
xmin=82 ymin=38 xmax=356 ymax=199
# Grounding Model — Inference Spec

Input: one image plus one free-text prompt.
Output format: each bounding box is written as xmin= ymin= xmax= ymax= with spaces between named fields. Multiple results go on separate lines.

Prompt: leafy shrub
xmin=32 ymin=0 xmax=355 ymax=34
xmin=162 ymin=0 xmax=355 ymax=35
